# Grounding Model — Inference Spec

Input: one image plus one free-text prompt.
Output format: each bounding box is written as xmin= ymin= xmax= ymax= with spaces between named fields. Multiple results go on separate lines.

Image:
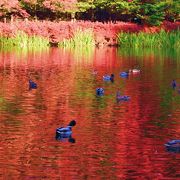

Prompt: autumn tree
xmin=0 ymin=0 xmax=29 ymax=20
xmin=0 ymin=0 xmax=179 ymax=25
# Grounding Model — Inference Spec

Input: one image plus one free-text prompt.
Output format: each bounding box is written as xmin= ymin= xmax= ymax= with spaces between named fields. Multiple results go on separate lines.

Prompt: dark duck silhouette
xmin=29 ymin=79 xmax=37 ymax=89
xmin=56 ymin=120 xmax=76 ymax=143
xmin=96 ymin=88 xmax=104 ymax=96
xmin=110 ymin=74 xmax=114 ymax=82
xmin=116 ymin=90 xmax=130 ymax=101
xmin=172 ymin=80 xmax=177 ymax=89
xmin=165 ymin=140 xmax=180 ymax=153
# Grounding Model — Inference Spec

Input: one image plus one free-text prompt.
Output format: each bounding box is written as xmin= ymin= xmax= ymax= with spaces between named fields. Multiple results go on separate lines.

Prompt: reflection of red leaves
xmin=0 ymin=20 xmax=179 ymax=44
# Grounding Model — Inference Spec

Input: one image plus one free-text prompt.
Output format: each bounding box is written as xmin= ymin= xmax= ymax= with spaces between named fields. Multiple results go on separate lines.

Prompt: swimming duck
xmin=164 ymin=140 xmax=180 ymax=153
xmin=96 ymin=88 xmax=104 ymax=96
xmin=56 ymin=120 xmax=76 ymax=143
xmin=120 ymin=72 xmax=129 ymax=78
xmin=116 ymin=90 xmax=130 ymax=101
xmin=129 ymin=69 xmax=140 ymax=74
xmin=103 ymin=74 xmax=114 ymax=82
xmin=117 ymin=95 xmax=130 ymax=101
xmin=29 ymin=79 xmax=37 ymax=89
xmin=172 ymin=80 xmax=177 ymax=89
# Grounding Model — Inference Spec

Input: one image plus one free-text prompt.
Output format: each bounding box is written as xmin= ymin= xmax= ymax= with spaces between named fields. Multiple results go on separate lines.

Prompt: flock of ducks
xmin=28 ymin=69 xmax=179 ymax=147
xmin=96 ymin=69 xmax=141 ymax=101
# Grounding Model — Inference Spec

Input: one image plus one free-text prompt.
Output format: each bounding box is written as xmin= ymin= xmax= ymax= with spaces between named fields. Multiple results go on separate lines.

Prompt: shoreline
xmin=0 ymin=20 xmax=180 ymax=47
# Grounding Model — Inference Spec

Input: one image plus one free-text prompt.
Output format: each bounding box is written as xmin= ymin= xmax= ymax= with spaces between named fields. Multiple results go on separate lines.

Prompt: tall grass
xmin=58 ymin=28 xmax=95 ymax=48
xmin=0 ymin=31 xmax=49 ymax=49
xmin=117 ymin=30 xmax=180 ymax=48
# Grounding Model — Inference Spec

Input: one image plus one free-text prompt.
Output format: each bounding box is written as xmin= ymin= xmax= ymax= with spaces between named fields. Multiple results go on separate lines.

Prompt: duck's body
xmin=116 ymin=90 xmax=130 ymax=101
xmin=103 ymin=75 xmax=111 ymax=81
xmin=103 ymin=74 xmax=114 ymax=82
xmin=165 ymin=140 xmax=180 ymax=153
xmin=120 ymin=72 xmax=129 ymax=78
xmin=172 ymin=80 xmax=177 ymax=89
xmin=56 ymin=126 xmax=73 ymax=137
xmin=129 ymin=69 xmax=140 ymax=74
xmin=96 ymin=88 xmax=104 ymax=96
xmin=56 ymin=120 xmax=76 ymax=143
xmin=117 ymin=95 xmax=130 ymax=101
xmin=29 ymin=80 xmax=37 ymax=89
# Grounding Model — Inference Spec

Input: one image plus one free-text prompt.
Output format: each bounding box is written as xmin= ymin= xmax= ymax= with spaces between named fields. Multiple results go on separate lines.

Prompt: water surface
xmin=0 ymin=47 xmax=179 ymax=179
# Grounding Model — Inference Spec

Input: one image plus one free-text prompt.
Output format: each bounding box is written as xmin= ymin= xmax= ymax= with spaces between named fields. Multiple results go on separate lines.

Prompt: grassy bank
xmin=0 ymin=20 xmax=179 ymax=48
xmin=0 ymin=31 xmax=49 ymax=49
xmin=0 ymin=20 xmax=179 ymax=47
xmin=117 ymin=30 xmax=180 ymax=48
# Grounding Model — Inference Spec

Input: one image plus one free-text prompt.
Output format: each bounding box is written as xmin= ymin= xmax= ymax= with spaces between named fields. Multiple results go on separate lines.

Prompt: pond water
xmin=0 ymin=47 xmax=179 ymax=179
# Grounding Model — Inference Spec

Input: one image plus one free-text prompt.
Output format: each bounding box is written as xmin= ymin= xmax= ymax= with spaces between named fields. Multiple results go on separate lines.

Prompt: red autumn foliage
xmin=0 ymin=20 xmax=179 ymax=46
xmin=0 ymin=0 xmax=30 ymax=18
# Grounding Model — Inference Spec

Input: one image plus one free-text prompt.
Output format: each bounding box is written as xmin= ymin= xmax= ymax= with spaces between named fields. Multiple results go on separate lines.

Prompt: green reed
xmin=117 ymin=30 xmax=180 ymax=48
xmin=0 ymin=31 xmax=49 ymax=48
xmin=58 ymin=28 xmax=95 ymax=48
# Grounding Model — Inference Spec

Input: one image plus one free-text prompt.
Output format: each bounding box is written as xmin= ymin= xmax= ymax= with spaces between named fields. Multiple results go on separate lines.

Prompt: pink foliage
xmin=0 ymin=0 xmax=30 ymax=18
xmin=42 ymin=0 xmax=56 ymax=11
xmin=60 ymin=0 xmax=77 ymax=10
xmin=0 ymin=0 xmax=19 ymax=10
xmin=41 ymin=0 xmax=77 ymax=11
xmin=0 ymin=20 xmax=179 ymax=45
xmin=23 ymin=0 xmax=37 ymax=4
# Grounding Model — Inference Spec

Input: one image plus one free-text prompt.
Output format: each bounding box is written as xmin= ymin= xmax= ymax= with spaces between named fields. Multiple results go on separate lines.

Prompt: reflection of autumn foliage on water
xmin=0 ymin=47 xmax=179 ymax=179
xmin=111 ymin=53 xmax=179 ymax=179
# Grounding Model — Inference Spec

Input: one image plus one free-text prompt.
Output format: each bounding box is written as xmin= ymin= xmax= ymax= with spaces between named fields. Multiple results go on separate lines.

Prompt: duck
xmin=116 ymin=90 xmax=130 ymax=101
xmin=164 ymin=140 xmax=180 ymax=153
xmin=56 ymin=120 xmax=76 ymax=143
xmin=29 ymin=79 xmax=37 ymax=89
xmin=129 ymin=69 xmax=140 ymax=74
xmin=117 ymin=95 xmax=130 ymax=101
xmin=120 ymin=72 xmax=129 ymax=78
xmin=103 ymin=74 xmax=114 ymax=82
xmin=172 ymin=80 xmax=177 ymax=89
xmin=96 ymin=87 xmax=104 ymax=96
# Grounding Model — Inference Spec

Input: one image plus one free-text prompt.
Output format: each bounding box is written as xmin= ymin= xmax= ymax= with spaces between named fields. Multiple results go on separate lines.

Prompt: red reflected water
xmin=0 ymin=47 xmax=179 ymax=179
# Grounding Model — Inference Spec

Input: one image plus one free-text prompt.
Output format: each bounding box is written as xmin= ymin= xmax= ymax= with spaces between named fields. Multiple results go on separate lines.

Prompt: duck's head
xmin=110 ymin=74 xmax=114 ymax=78
xmin=68 ymin=120 xmax=76 ymax=127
